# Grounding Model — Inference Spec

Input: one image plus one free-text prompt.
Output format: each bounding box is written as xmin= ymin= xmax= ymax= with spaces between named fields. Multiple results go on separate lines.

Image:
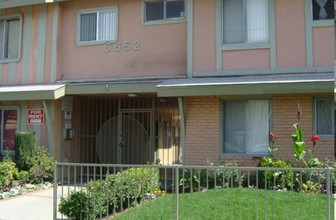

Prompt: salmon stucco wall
xmin=184 ymin=94 xmax=334 ymax=166
xmin=192 ymin=0 xmax=216 ymax=72
xmin=58 ymin=0 xmax=187 ymax=80
xmin=312 ymin=27 xmax=334 ymax=67
xmin=275 ymin=0 xmax=306 ymax=68
xmin=222 ymin=49 xmax=270 ymax=70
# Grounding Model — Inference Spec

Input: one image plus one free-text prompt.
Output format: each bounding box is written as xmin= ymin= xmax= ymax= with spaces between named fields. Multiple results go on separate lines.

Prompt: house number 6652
xmin=104 ymin=40 xmax=141 ymax=53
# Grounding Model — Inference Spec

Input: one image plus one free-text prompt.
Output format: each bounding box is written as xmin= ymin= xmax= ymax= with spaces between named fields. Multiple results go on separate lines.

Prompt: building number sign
xmin=104 ymin=40 xmax=141 ymax=53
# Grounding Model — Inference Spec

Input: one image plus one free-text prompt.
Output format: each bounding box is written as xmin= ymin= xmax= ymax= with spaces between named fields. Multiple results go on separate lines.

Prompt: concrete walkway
xmin=0 ymin=188 xmax=56 ymax=220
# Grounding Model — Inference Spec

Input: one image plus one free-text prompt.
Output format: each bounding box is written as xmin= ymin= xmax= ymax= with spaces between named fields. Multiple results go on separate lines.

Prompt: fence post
xmin=53 ymin=162 xmax=58 ymax=220
xmin=326 ymin=167 xmax=332 ymax=220
xmin=175 ymin=165 xmax=179 ymax=220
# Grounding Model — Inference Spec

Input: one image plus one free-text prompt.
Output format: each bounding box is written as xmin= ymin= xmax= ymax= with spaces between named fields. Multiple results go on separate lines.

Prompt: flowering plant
xmin=307 ymin=135 xmax=320 ymax=167
xmin=267 ymin=132 xmax=280 ymax=157
xmin=292 ymin=104 xmax=320 ymax=167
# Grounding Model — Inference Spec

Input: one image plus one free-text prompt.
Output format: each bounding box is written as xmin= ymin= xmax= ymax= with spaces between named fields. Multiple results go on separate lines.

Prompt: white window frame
xmin=142 ymin=0 xmax=186 ymax=25
xmin=0 ymin=14 xmax=22 ymax=63
xmin=0 ymin=106 xmax=20 ymax=153
xmin=313 ymin=98 xmax=334 ymax=136
xmin=77 ymin=6 xmax=118 ymax=46
xmin=221 ymin=0 xmax=272 ymax=51
xmin=221 ymin=99 xmax=271 ymax=156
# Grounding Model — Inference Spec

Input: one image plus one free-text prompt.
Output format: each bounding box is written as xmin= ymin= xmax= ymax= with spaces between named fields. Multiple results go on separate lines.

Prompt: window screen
xmin=144 ymin=0 xmax=185 ymax=22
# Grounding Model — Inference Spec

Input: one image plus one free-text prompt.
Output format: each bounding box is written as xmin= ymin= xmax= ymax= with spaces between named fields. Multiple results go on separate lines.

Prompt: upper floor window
xmin=144 ymin=0 xmax=185 ymax=23
xmin=0 ymin=14 xmax=22 ymax=62
xmin=222 ymin=99 xmax=271 ymax=155
xmin=77 ymin=7 xmax=118 ymax=45
xmin=312 ymin=0 xmax=334 ymax=20
xmin=314 ymin=98 xmax=334 ymax=136
xmin=222 ymin=0 xmax=269 ymax=44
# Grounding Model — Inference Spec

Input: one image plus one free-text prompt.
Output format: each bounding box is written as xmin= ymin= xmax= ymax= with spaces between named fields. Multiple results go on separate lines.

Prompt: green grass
xmin=111 ymin=188 xmax=333 ymax=220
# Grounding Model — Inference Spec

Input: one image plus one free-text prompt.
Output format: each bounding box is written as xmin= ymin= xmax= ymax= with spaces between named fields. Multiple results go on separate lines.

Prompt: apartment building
xmin=0 ymin=0 xmax=334 ymax=166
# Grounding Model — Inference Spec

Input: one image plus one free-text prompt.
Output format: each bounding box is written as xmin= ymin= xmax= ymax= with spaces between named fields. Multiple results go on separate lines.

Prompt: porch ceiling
xmin=0 ymin=84 xmax=66 ymax=101
xmin=157 ymin=73 xmax=334 ymax=97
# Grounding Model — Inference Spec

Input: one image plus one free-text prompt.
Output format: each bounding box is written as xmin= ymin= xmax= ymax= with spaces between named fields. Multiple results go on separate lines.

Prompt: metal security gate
xmin=77 ymin=96 xmax=180 ymax=165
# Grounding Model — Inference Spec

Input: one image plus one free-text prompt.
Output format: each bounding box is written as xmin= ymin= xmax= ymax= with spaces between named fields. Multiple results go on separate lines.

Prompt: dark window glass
xmin=145 ymin=2 xmax=164 ymax=21
xmin=315 ymin=99 xmax=333 ymax=135
xmin=312 ymin=0 xmax=334 ymax=20
xmin=166 ymin=1 xmax=184 ymax=19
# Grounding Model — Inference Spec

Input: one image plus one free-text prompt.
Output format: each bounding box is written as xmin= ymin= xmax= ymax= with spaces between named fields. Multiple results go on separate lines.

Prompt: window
xmin=0 ymin=109 xmax=18 ymax=152
xmin=222 ymin=100 xmax=270 ymax=155
xmin=144 ymin=0 xmax=185 ymax=23
xmin=0 ymin=15 xmax=22 ymax=62
xmin=314 ymin=98 xmax=334 ymax=135
xmin=222 ymin=0 xmax=269 ymax=44
xmin=312 ymin=0 xmax=334 ymax=20
xmin=78 ymin=7 xmax=118 ymax=45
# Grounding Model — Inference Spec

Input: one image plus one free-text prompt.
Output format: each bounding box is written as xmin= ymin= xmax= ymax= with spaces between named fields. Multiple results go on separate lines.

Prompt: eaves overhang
xmin=157 ymin=73 xmax=334 ymax=97
xmin=0 ymin=0 xmax=63 ymax=9
xmin=0 ymin=84 xmax=66 ymax=101
xmin=64 ymin=79 xmax=165 ymax=95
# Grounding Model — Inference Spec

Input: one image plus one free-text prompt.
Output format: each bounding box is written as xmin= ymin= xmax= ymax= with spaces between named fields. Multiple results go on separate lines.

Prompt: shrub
xmin=58 ymin=190 xmax=96 ymax=220
xmin=258 ymin=157 xmax=293 ymax=190
xmin=14 ymin=132 xmax=36 ymax=171
xmin=0 ymin=160 xmax=18 ymax=190
xmin=59 ymin=166 xmax=160 ymax=219
xmin=179 ymin=169 xmax=200 ymax=192
xmin=106 ymin=167 xmax=160 ymax=211
xmin=87 ymin=179 xmax=117 ymax=216
xmin=179 ymin=161 xmax=244 ymax=192
xmin=16 ymin=171 xmax=29 ymax=185
xmin=28 ymin=146 xmax=55 ymax=184
xmin=208 ymin=161 xmax=244 ymax=188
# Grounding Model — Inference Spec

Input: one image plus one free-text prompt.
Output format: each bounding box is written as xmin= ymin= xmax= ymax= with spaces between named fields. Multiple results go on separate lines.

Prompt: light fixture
xmin=128 ymin=93 xmax=138 ymax=97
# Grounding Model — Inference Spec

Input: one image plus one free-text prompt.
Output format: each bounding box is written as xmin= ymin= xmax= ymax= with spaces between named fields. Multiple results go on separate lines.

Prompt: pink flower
xmin=269 ymin=132 xmax=276 ymax=143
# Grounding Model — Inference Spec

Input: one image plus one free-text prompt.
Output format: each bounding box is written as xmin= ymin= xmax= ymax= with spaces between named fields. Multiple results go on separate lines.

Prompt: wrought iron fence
xmin=53 ymin=163 xmax=334 ymax=220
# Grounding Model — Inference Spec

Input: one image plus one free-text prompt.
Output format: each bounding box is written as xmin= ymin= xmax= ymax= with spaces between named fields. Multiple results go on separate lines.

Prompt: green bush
xmin=179 ymin=169 xmax=200 ymax=192
xmin=59 ymin=167 xmax=160 ymax=219
xmin=58 ymin=190 xmax=96 ymax=220
xmin=106 ymin=167 xmax=160 ymax=211
xmin=258 ymin=157 xmax=293 ymax=190
xmin=28 ymin=146 xmax=55 ymax=184
xmin=14 ymin=132 xmax=36 ymax=171
xmin=0 ymin=160 xmax=18 ymax=189
xmin=16 ymin=170 xmax=29 ymax=185
xmin=180 ymin=162 xmax=244 ymax=192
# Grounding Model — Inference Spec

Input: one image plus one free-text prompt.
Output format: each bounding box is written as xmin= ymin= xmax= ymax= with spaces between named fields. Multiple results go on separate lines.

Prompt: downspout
xmin=178 ymin=97 xmax=185 ymax=164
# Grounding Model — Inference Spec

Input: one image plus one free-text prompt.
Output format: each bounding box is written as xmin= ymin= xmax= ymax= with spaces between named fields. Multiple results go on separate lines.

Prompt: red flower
xmin=310 ymin=135 xmax=320 ymax=142
xmin=269 ymin=132 xmax=275 ymax=141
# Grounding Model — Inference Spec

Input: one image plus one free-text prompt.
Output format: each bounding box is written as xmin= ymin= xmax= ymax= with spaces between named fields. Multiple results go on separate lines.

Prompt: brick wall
xmin=184 ymin=96 xmax=221 ymax=165
xmin=184 ymin=94 xmax=334 ymax=166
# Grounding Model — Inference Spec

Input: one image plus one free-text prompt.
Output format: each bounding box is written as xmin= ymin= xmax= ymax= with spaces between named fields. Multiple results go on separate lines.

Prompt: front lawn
xmin=112 ymin=188 xmax=332 ymax=220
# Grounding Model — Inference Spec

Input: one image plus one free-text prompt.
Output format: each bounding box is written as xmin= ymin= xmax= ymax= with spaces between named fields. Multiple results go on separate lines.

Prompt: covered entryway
xmin=77 ymin=96 xmax=181 ymax=165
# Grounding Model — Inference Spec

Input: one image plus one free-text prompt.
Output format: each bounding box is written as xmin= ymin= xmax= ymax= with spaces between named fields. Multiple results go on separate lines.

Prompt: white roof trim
xmin=0 ymin=84 xmax=66 ymax=101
